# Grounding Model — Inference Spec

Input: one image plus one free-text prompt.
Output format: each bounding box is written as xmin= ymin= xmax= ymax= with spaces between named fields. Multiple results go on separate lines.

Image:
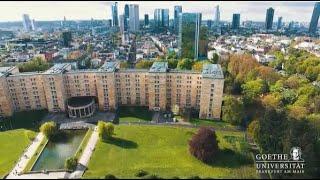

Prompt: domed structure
xmin=67 ymin=96 xmax=96 ymax=118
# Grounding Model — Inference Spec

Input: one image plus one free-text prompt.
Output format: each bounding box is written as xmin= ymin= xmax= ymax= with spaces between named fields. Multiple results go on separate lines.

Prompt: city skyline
xmin=0 ymin=1 xmax=317 ymax=23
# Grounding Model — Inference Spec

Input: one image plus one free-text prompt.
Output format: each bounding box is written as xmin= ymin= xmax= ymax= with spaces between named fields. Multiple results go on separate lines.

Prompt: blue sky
xmin=0 ymin=1 xmax=316 ymax=22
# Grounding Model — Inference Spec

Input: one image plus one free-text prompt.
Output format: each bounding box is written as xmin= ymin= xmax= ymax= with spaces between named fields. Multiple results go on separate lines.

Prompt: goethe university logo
xmin=255 ymin=147 xmax=305 ymax=174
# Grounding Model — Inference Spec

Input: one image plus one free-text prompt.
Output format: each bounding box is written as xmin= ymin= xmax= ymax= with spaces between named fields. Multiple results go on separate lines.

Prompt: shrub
xmin=104 ymin=174 xmax=117 ymax=179
xmin=188 ymin=127 xmax=219 ymax=163
xmin=144 ymin=174 xmax=162 ymax=179
xmin=64 ymin=157 xmax=78 ymax=171
xmin=25 ymin=130 xmax=35 ymax=141
xmin=135 ymin=169 xmax=148 ymax=177
xmin=39 ymin=121 xmax=57 ymax=139
xmin=189 ymin=176 xmax=201 ymax=179
xmin=98 ymin=121 xmax=115 ymax=140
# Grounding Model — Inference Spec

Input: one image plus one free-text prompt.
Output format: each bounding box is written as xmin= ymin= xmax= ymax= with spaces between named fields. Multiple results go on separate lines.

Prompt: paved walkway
xmin=7 ymin=133 xmax=45 ymax=179
xmin=68 ymin=126 xmax=99 ymax=179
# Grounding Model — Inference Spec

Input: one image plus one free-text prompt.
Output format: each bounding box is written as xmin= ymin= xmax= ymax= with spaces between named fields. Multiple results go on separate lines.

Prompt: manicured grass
xmin=23 ymin=135 xmax=48 ymax=173
xmin=0 ymin=110 xmax=48 ymax=131
xmin=74 ymin=128 xmax=93 ymax=160
xmin=84 ymin=125 xmax=257 ymax=179
xmin=189 ymin=118 xmax=238 ymax=130
xmin=118 ymin=106 xmax=153 ymax=123
xmin=0 ymin=129 xmax=36 ymax=178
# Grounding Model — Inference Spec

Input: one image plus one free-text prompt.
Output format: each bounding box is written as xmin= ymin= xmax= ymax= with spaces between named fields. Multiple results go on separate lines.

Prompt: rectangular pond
xmin=31 ymin=130 xmax=86 ymax=171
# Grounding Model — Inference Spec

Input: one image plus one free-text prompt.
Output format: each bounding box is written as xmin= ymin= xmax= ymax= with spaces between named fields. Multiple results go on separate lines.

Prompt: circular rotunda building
xmin=67 ymin=96 xmax=96 ymax=118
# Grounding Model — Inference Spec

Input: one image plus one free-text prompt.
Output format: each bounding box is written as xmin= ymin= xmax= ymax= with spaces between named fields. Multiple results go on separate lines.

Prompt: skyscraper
xmin=124 ymin=4 xmax=129 ymax=31
xmin=129 ymin=4 xmax=139 ymax=32
xmin=309 ymin=2 xmax=320 ymax=34
xmin=111 ymin=2 xmax=119 ymax=27
xmin=154 ymin=8 xmax=169 ymax=30
xmin=62 ymin=31 xmax=72 ymax=47
xmin=232 ymin=13 xmax=240 ymax=29
xmin=31 ymin=19 xmax=36 ymax=31
xmin=144 ymin=14 xmax=149 ymax=27
xmin=277 ymin=16 xmax=283 ymax=30
xmin=265 ymin=7 xmax=274 ymax=30
xmin=174 ymin=6 xmax=182 ymax=34
xmin=119 ymin=15 xmax=125 ymax=34
xmin=22 ymin=14 xmax=32 ymax=32
xmin=179 ymin=13 xmax=207 ymax=59
xmin=213 ymin=5 xmax=220 ymax=26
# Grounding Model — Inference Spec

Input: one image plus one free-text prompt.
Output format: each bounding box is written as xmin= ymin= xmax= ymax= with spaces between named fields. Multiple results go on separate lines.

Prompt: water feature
xmin=31 ymin=130 xmax=86 ymax=171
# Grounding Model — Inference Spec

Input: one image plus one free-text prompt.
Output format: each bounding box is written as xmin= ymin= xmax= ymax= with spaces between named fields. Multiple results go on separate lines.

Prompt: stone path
xmin=7 ymin=133 xmax=45 ymax=179
xmin=68 ymin=126 xmax=99 ymax=179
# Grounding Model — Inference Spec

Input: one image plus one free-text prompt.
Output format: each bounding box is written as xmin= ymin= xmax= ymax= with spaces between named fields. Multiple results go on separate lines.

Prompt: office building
xmin=309 ymin=2 xmax=320 ymax=34
xmin=144 ymin=14 xmax=149 ymax=27
xmin=129 ymin=4 xmax=139 ymax=32
xmin=124 ymin=4 xmax=129 ymax=31
xmin=22 ymin=14 xmax=32 ymax=32
xmin=179 ymin=13 xmax=207 ymax=59
xmin=277 ymin=16 xmax=283 ymax=30
xmin=119 ymin=15 xmax=125 ymax=34
xmin=62 ymin=31 xmax=72 ymax=47
xmin=0 ymin=62 xmax=224 ymax=120
xmin=232 ymin=13 xmax=240 ymax=29
xmin=213 ymin=5 xmax=220 ymax=26
xmin=154 ymin=9 xmax=169 ymax=30
xmin=174 ymin=6 xmax=182 ymax=33
xmin=111 ymin=2 xmax=119 ymax=27
xmin=265 ymin=7 xmax=274 ymax=30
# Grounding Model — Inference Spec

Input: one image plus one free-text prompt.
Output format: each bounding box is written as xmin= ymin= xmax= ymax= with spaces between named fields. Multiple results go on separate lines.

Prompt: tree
xmin=98 ymin=121 xmax=114 ymax=140
xmin=65 ymin=157 xmax=78 ymax=171
xmin=209 ymin=53 xmax=219 ymax=64
xmin=261 ymin=93 xmax=282 ymax=109
xmin=18 ymin=57 xmax=52 ymax=72
xmin=135 ymin=60 xmax=154 ymax=69
xmin=188 ymin=127 xmax=219 ymax=163
xmin=257 ymin=108 xmax=288 ymax=153
xmin=167 ymin=59 xmax=178 ymax=69
xmin=192 ymin=60 xmax=210 ymax=72
xmin=241 ymin=79 xmax=264 ymax=105
xmin=247 ymin=120 xmax=259 ymax=143
xmin=222 ymin=96 xmax=245 ymax=126
xmin=39 ymin=121 xmax=57 ymax=139
xmin=177 ymin=58 xmax=194 ymax=70
xmin=104 ymin=174 xmax=117 ymax=179
xmin=287 ymin=105 xmax=309 ymax=120
xmin=120 ymin=61 xmax=129 ymax=69
xmin=227 ymin=54 xmax=259 ymax=83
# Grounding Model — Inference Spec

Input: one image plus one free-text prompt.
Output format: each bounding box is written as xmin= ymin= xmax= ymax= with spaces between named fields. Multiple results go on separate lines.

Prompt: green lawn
xmin=189 ymin=118 xmax=238 ymax=130
xmin=74 ymin=128 xmax=93 ymax=160
xmin=0 ymin=129 xmax=36 ymax=178
xmin=0 ymin=110 xmax=48 ymax=131
xmin=23 ymin=136 xmax=48 ymax=173
xmin=84 ymin=125 xmax=257 ymax=179
xmin=118 ymin=106 xmax=153 ymax=123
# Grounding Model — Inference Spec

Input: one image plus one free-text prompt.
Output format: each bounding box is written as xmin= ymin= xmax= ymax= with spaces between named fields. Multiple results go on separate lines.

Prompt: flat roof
xmin=99 ymin=61 xmax=119 ymax=72
xmin=202 ymin=64 xmax=224 ymax=79
xmin=43 ymin=63 xmax=72 ymax=74
xmin=0 ymin=66 xmax=16 ymax=77
xmin=149 ymin=62 xmax=168 ymax=73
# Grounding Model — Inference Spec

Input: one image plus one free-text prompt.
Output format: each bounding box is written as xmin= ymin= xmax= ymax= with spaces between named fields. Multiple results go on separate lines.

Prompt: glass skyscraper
xmin=22 ymin=14 xmax=32 ymax=32
xmin=277 ymin=17 xmax=282 ymax=30
xmin=111 ymin=2 xmax=119 ymax=27
xmin=179 ymin=13 xmax=207 ymax=59
xmin=174 ymin=6 xmax=182 ymax=34
xmin=124 ymin=4 xmax=129 ymax=31
xmin=154 ymin=8 xmax=169 ymax=31
xmin=309 ymin=2 xmax=320 ymax=34
xmin=265 ymin=7 xmax=274 ymax=30
xmin=213 ymin=5 xmax=220 ymax=26
xmin=232 ymin=14 xmax=240 ymax=29
xmin=129 ymin=4 xmax=139 ymax=32
xmin=144 ymin=14 xmax=149 ymax=26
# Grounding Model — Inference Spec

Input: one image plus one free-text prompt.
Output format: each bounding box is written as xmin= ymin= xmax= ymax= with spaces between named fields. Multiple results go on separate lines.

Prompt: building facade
xmin=174 ymin=6 xmax=182 ymax=34
xmin=309 ymin=2 xmax=320 ymax=34
xmin=232 ymin=13 xmax=240 ymax=29
xmin=22 ymin=14 xmax=32 ymax=32
xmin=213 ymin=5 xmax=220 ymax=26
xmin=265 ymin=7 xmax=274 ymax=30
xmin=129 ymin=4 xmax=140 ymax=32
xmin=0 ymin=62 xmax=224 ymax=120
xmin=111 ymin=2 xmax=119 ymax=27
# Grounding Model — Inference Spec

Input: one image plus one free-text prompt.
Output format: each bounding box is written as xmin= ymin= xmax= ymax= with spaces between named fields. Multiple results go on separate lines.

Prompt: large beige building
xmin=0 ymin=62 xmax=224 ymax=119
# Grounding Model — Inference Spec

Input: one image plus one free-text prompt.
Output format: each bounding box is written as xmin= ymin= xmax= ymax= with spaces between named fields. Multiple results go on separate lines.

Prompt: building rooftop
xmin=149 ymin=62 xmax=168 ymax=73
xmin=202 ymin=64 xmax=224 ymax=79
xmin=43 ymin=63 xmax=72 ymax=74
xmin=99 ymin=61 xmax=119 ymax=72
xmin=0 ymin=66 xmax=17 ymax=77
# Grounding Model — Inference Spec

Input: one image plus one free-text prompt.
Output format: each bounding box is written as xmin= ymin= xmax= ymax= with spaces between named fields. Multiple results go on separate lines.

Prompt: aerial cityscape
xmin=0 ymin=1 xmax=319 ymax=179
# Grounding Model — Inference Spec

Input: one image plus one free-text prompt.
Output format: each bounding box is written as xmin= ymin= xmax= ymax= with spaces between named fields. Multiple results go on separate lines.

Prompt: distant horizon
xmin=0 ymin=1 xmax=317 ymax=23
